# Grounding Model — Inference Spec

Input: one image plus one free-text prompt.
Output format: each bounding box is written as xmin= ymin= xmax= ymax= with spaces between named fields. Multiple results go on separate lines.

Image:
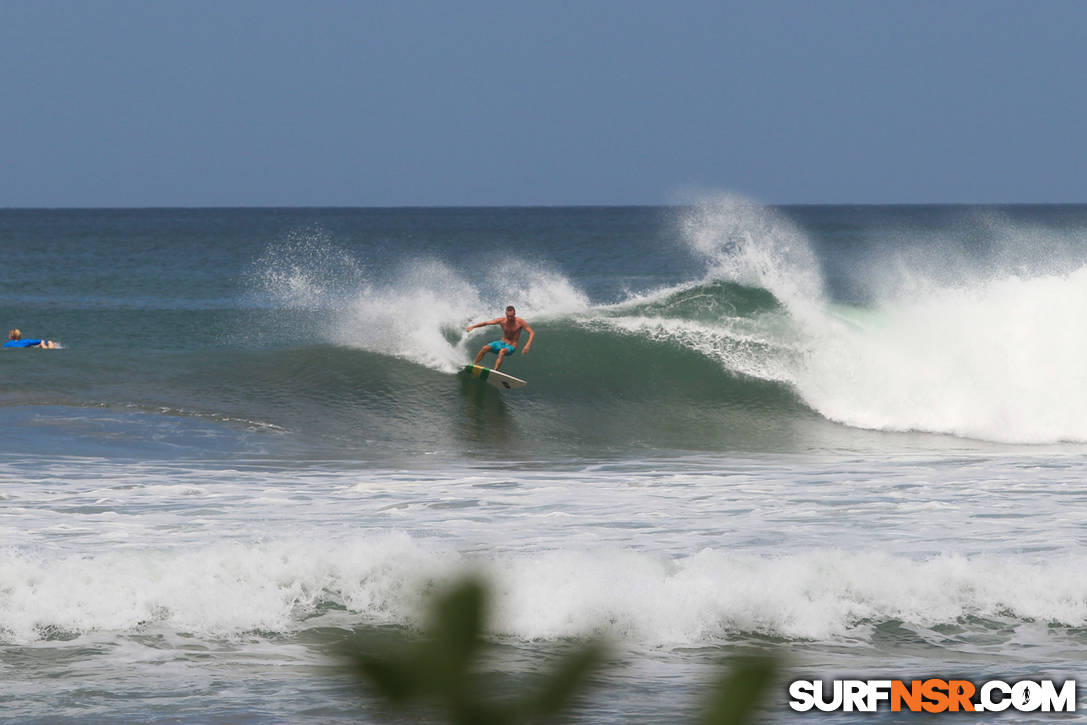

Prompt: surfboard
xmin=463 ymin=364 xmax=527 ymax=390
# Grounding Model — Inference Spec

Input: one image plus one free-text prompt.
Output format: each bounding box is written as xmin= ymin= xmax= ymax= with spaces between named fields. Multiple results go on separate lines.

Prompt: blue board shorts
xmin=487 ymin=341 xmax=516 ymax=355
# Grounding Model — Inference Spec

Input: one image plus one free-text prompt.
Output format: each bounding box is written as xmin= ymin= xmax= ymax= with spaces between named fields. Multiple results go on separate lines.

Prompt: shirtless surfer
xmin=466 ymin=306 xmax=534 ymax=371
xmin=4 ymin=329 xmax=57 ymax=349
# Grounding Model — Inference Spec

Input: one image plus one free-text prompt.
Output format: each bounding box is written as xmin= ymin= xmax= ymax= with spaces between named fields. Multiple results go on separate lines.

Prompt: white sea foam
xmin=798 ymin=267 xmax=1087 ymax=443
xmin=0 ymin=533 xmax=445 ymax=643
xmin=3 ymin=536 xmax=1086 ymax=646
xmin=672 ymin=195 xmax=1087 ymax=444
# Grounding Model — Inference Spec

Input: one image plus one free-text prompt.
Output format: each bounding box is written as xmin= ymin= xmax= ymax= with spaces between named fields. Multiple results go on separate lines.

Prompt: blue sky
xmin=2 ymin=0 xmax=1085 ymax=206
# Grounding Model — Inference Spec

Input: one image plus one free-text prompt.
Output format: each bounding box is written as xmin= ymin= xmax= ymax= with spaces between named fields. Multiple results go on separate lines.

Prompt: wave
xmin=95 ymin=199 xmax=1087 ymax=449
xmin=4 ymin=535 xmax=1085 ymax=646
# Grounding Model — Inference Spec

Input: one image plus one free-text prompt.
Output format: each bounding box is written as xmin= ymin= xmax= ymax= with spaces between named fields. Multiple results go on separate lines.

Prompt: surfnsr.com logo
xmin=788 ymin=679 xmax=1076 ymax=713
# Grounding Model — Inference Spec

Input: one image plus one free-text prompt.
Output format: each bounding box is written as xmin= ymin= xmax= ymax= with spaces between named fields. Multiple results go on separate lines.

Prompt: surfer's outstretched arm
xmin=465 ymin=318 xmax=502 ymax=332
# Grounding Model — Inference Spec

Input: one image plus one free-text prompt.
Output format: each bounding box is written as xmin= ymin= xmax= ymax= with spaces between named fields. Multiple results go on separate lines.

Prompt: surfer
xmin=4 ymin=329 xmax=57 ymax=349
xmin=466 ymin=306 xmax=534 ymax=371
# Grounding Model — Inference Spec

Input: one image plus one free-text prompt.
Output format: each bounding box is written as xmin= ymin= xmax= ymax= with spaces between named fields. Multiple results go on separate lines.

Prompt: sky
xmin=2 ymin=0 xmax=1086 ymax=207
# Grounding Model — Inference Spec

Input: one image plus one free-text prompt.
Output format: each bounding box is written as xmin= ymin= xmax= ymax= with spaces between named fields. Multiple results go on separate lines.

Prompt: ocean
xmin=3 ymin=198 xmax=1087 ymax=722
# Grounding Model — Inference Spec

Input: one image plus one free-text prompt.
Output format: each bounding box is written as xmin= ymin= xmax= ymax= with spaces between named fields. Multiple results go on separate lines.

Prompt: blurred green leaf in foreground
xmin=343 ymin=576 xmax=779 ymax=725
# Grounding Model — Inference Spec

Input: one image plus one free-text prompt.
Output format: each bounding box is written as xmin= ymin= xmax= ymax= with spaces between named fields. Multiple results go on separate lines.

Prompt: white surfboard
xmin=464 ymin=364 xmax=527 ymax=390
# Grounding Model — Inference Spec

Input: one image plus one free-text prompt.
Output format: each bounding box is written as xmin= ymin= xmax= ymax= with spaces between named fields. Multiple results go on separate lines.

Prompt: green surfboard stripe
xmin=479 ymin=366 xmax=490 ymax=380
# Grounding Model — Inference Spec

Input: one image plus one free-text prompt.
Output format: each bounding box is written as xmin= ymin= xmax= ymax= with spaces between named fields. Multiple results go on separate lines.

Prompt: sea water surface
xmin=3 ymin=200 xmax=1087 ymax=722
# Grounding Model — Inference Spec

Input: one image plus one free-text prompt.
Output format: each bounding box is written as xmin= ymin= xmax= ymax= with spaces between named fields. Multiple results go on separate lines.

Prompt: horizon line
xmin=4 ymin=201 xmax=1087 ymax=211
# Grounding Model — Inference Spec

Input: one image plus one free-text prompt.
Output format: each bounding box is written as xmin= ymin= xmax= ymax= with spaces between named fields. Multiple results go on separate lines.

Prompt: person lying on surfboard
xmin=466 ymin=305 xmax=534 ymax=371
xmin=4 ymin=328 xmax=58 ymax=349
